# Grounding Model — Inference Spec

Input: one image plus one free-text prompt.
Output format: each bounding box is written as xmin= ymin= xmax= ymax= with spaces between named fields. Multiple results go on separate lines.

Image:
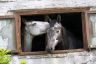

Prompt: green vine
xmin=20 ymin=59 xmax=27 ymax=64
xmin=0 ymin=49 xmax=11 ymax=64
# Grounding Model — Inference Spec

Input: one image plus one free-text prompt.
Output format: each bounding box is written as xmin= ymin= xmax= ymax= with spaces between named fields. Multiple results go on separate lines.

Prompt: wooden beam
xmin=12 ymin=7 xmax=90 ymax=15
xmin=15 ymin=14 xmax=22 ymax=54
xmin=0 ymin=15 xmax=15 ymax=19
xmin=82 ymin=12 xmax=90 ymax=50
xmin=19 ymin=49 xmax=84 ymax=55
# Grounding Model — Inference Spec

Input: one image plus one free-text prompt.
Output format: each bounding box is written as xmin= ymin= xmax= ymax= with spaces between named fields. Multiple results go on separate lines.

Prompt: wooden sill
xmin=7 ymin=50 xmax=19 ymax=55
xmin=19 ymin=49 xmax=85 ymax=56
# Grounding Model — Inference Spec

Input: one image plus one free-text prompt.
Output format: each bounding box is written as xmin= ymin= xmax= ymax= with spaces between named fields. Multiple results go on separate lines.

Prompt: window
xmin=14 ymin=7 xmax=90 ymax=55
xmin=86 ymin=11 xmax=96 ymax=48
xmin=0 ymin=15 xmax=17 ymax=53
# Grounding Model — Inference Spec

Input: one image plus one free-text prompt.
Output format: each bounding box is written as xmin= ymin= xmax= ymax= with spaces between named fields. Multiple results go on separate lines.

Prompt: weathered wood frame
xmin=85 ymin=11 xmax=96 ymax=48
xmin=0 ymin=15 xmax=18 ymax=54
xmin=0 ymin=15 xmax=14 ymax=19
xmin=14 ymin=7 xmax=90 ymax=55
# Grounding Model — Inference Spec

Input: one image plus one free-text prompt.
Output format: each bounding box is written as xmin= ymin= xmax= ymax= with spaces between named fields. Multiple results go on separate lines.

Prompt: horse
xmin=46 ymin=15 xmax=83 ymax=53
xmin=23 ymin=20 xmax=50 ymax=52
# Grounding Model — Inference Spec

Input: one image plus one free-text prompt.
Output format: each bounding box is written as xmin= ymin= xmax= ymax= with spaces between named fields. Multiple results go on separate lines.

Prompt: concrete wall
xmin=0 ymin=0 xmax=96 ymax=64
xmin=0 ymin=0 xmax=96 ymax=16
xmin=11 ymin=51 xmax=96 ymax=64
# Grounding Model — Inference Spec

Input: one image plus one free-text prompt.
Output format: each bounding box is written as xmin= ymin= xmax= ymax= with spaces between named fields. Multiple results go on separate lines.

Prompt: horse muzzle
xmin=46 ymin=48 xmax=53 ymax=53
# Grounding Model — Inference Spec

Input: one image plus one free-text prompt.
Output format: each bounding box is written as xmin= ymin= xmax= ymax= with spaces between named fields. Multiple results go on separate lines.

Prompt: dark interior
xmin=21 ymin=12 xmax=83 ymax=52
xmin=21 ymin=15 xmax=46 ymax=52
xmin=32 ymin=34 xmax=46 ymax=52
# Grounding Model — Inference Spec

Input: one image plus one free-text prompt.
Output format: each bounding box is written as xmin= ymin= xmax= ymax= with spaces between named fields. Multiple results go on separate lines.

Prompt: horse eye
xmin=56 ymin=31 xmax=59 ymax=33
xmin=32 ymin=23 xmax=36 ymax=26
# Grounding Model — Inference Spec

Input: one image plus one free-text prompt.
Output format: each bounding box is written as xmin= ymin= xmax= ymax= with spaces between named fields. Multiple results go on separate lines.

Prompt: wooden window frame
xmin=14 ymin=7 xmax=90 ymax=55
xmin=86 ymin=11 xmax=96 ymax=48
xmin=0 ymin=15 xmax=14 ymax=19
xmin=0 ymin=15 xmax=18 ymax=54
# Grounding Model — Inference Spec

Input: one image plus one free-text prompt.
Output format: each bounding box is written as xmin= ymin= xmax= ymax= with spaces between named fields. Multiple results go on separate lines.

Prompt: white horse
xmin=24 ymin=21 xmax=49 ymax=52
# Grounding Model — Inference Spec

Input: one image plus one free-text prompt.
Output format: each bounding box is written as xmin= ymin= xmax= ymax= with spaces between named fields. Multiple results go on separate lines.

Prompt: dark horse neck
xmin=55 ymin=27 xmax=69 ymax=50
xmin=56 ymin=26 xmax=83 ymax=50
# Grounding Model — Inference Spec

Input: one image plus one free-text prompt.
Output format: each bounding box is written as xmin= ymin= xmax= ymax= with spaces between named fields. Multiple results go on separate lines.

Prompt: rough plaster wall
xmin=0 ymin=0 xmax=96 ymax=16
xmin=10 ymin=51 xmax=96 ymax=64
xmin=0 ymin=0 xmax=96 ymax=64
xmin=13 ymin=0 xmax=96 ymax=10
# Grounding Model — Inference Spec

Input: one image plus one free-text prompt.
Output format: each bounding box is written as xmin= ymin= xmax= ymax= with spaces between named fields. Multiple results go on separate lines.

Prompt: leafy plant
xmin=20 ymin=59 xmax=27 ymax=64
xmin=0 ymin=48 xmax=11 ymax=64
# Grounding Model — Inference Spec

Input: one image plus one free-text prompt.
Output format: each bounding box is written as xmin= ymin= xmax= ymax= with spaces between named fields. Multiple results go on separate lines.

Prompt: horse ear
xmin=57 ymin=15 xmax=61 ymax=23
xmin=45 ymin=15 xmax=51 ymax=23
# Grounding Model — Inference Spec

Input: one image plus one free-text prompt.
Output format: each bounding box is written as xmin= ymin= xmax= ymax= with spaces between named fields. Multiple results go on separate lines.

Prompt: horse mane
xmin=54 ymin=26 xmax=70 ymax=50
xmin=61 ymin=26 xmax=69 ymax=49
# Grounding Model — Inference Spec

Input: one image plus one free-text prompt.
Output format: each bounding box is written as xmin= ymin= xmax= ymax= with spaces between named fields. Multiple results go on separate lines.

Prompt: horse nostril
xmin=46 ymin=48 xmax=52 ymax=53
xmin=50 ymin=48 xmax=52 ymax=50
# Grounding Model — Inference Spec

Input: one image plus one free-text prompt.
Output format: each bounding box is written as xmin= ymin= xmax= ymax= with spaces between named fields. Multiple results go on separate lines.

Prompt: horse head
xmin=46 ymin=15 xmax=62 ymax=53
